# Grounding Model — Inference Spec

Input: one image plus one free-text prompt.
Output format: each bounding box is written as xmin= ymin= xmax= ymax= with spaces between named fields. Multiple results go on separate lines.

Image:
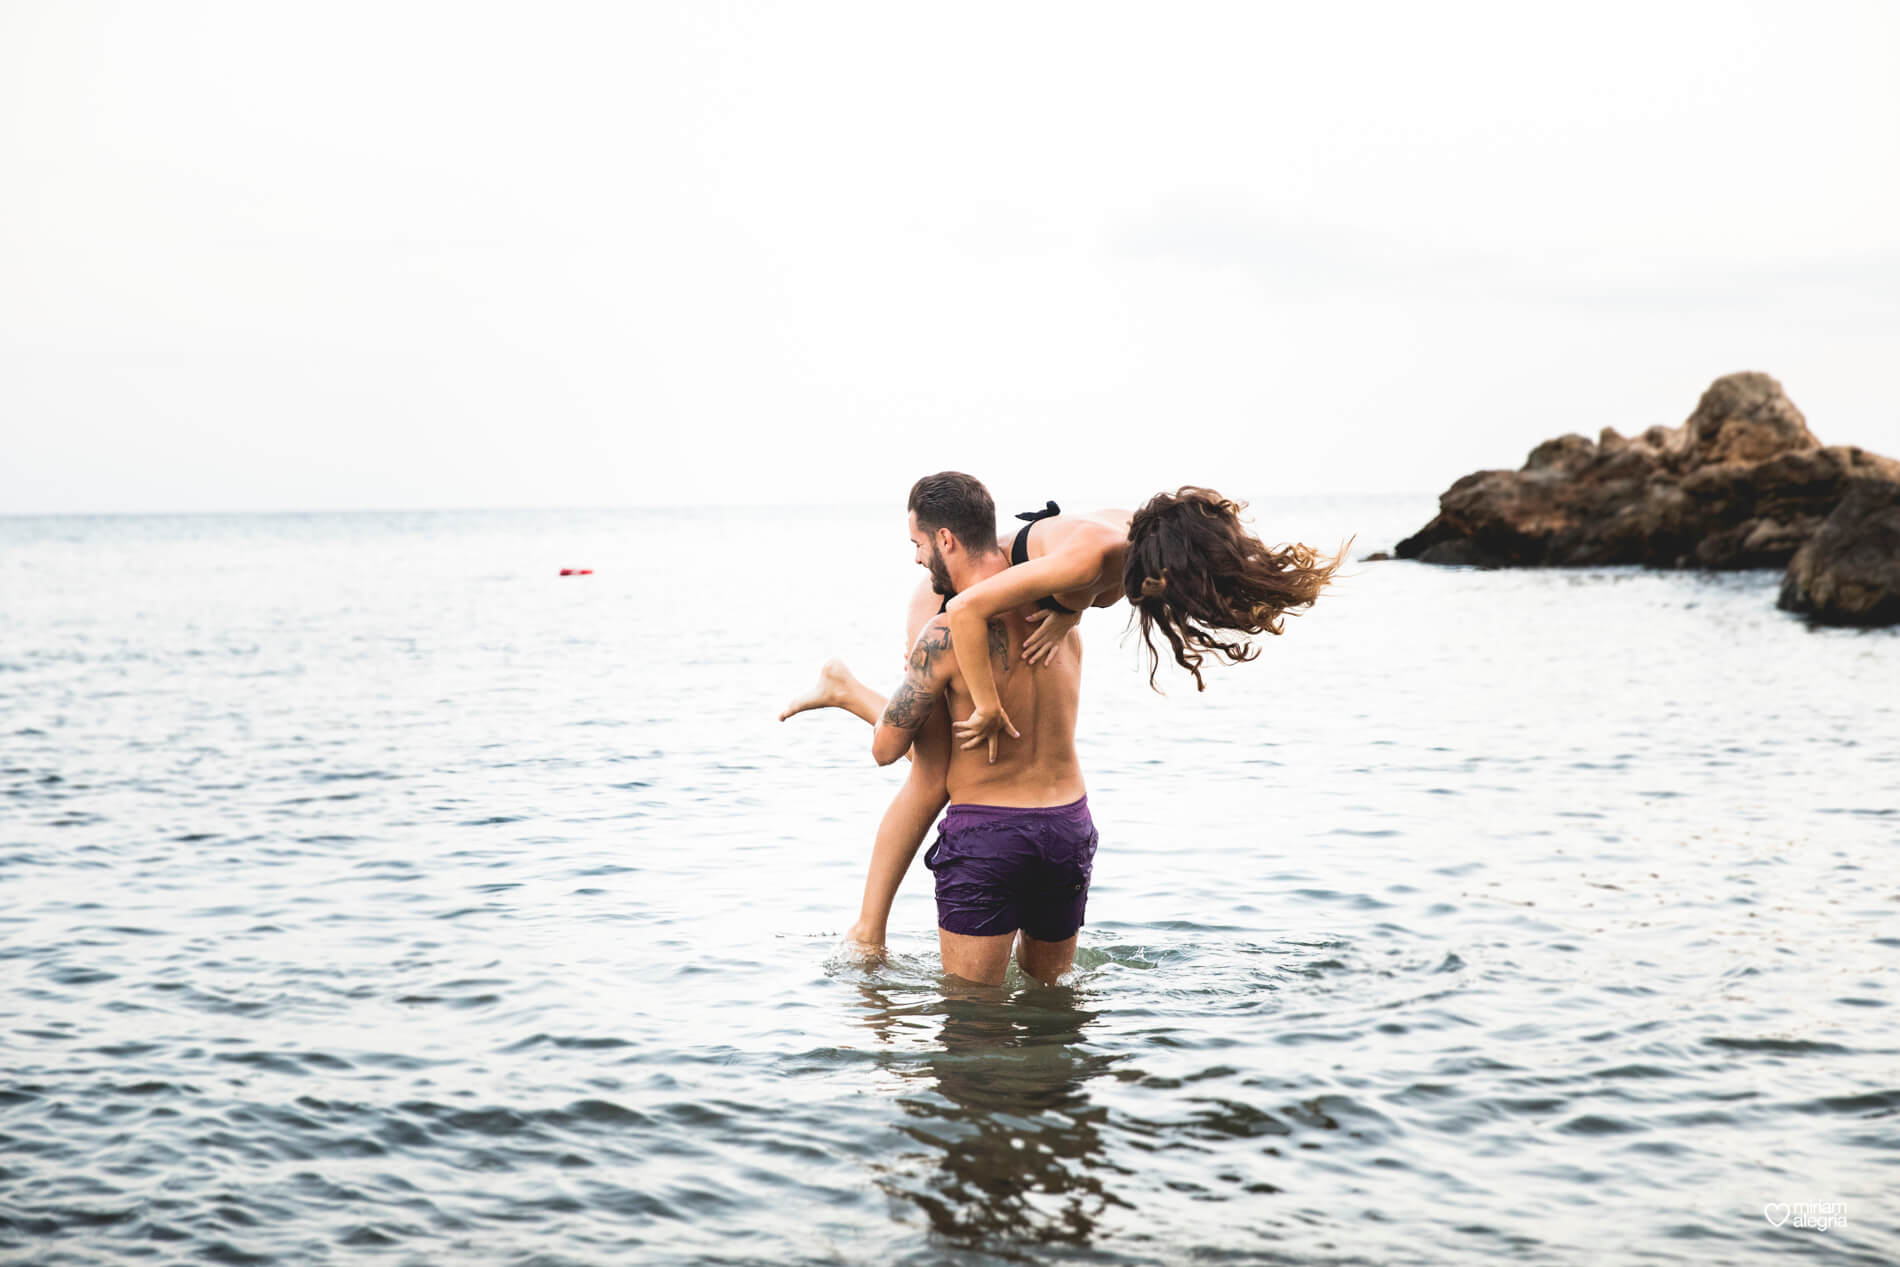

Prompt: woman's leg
xmin=781 ymin=578 xmax=946 ymax=724
xmin=783 ymin=578 xmax=952 ymax=952
xmin=787 ymin=674 xmax=949 ymax=950
xmin=778 ymin=658 xmax=887 ymax=724
xmin=847 ymin=721 xmax=949 ymax=949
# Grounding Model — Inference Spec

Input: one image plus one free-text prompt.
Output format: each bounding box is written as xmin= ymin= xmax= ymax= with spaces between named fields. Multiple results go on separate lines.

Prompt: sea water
xmin=2 ymin=499 xmax=1895 ymax=1265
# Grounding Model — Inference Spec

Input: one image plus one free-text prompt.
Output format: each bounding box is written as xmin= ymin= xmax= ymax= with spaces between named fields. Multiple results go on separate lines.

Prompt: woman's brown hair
xmin=1122 ymin=487 xmax=1348 ymax=691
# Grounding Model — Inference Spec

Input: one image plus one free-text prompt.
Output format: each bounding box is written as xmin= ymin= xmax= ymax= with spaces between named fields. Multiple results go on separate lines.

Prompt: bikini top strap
xmin=1014 ymin=500 xmax=1061 ymax=524
xmin=1009 ymin=501 xmax=1079 ymax=612
xmin=1012 ymin=500 xmax=1061 ymax=564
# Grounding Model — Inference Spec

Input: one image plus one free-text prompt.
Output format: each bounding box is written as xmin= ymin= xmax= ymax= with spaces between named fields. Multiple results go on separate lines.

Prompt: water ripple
xmin=2 ymin=506 xmax=1896 ymax=1264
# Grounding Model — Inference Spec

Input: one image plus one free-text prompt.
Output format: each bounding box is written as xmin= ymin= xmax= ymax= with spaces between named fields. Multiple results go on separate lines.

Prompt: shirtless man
xmin=870 ymin=472 xmax=1097 ymax=987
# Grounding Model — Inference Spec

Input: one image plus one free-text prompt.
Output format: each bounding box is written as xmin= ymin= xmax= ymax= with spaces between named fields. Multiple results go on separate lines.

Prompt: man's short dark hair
xmin=908 ymin=471 xmax=999 ymax=554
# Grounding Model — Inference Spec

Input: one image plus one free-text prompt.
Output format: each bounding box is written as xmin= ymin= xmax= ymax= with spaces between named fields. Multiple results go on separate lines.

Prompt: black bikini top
xmin=1011 ymin=501 xmax=1080 ymax=615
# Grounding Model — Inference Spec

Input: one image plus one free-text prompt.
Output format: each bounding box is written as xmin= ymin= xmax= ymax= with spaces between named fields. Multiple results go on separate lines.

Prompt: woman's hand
xmin=953 ymin=702 xmax=1019 ymax=763
xmin=1021 ymin=607 xmax=1081 ymax=665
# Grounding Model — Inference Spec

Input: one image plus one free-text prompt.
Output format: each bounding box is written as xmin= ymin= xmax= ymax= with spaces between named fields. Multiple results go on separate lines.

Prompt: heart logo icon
xmin=1764 ymin=1203 xmax=1791 ymax=1227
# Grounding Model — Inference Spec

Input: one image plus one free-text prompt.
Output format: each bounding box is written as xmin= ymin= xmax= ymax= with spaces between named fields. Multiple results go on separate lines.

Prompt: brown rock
xmin=1681 ymin=370 xmax=1817 ymax=469
xmin=1394 ymin=372 xmax=1896 ymax=588
xmin=1693 ymin=516 xmax=1813 ymax=570
xmin=1525 ymin=433 xmax=1598 ymax=472
xmin=1415 ymin=538 xmax=1501 ymax=567
xmin=1778 ymin=481 xmax=1900 ymax=625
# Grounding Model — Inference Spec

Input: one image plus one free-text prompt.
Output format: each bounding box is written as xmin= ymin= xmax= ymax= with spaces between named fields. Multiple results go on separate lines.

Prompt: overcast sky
xmin=3 ymin=1 xmax=1896 ymax=514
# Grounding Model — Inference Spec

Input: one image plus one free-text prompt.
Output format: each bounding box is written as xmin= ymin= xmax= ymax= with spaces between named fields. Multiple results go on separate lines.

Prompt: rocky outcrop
xmin=1395 ymin=373 xmax=1900 ymax=587
xmin=1778 ymin=481 xmax=1900 ymax=626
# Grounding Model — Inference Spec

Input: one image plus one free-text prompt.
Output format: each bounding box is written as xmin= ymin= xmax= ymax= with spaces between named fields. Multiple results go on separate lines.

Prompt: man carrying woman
xmin=780 ymin=471 xmax=1344 ymax=986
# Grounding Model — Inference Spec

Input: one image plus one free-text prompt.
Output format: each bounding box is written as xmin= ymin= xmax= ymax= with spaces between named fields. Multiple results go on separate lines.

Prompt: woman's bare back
xmin=1007 ymin=507 xmax=1134 ymax=613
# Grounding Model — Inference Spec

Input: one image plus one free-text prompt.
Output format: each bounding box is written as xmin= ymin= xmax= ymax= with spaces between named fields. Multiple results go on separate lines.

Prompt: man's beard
xmin=927 ymin=545 xmax=955 ymax=597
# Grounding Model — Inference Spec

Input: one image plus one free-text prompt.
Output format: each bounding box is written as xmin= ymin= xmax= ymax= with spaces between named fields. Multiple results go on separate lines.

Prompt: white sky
xmin=2 ymin=1 xmax=1896 ymax=514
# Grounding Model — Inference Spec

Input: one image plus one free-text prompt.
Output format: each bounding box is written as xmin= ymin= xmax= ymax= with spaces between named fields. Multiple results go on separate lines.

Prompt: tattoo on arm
xmin=882 ymin=678 xmax=937 ymax=730
xmin=909 ymin=624 xmax=950 ymax=674
xmin=881 ymin=623 xmax=952 ymax=733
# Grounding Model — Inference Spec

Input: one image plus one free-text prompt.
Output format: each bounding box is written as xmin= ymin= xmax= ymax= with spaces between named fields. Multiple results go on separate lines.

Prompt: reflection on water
xmin=856 ymin=978 xmax=1128 ymax=1258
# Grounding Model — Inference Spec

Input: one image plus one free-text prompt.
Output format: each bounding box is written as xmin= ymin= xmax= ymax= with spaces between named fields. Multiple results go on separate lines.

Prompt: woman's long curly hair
xmin=1123 ymin=487 xmax=1349 ymax=691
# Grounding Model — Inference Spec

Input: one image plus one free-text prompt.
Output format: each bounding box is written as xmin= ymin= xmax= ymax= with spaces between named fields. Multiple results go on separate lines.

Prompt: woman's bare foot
xmin=844 ymin=919 xmax=888 ymax=965
xmin=779 ymin=658 xmax=857 ymax=721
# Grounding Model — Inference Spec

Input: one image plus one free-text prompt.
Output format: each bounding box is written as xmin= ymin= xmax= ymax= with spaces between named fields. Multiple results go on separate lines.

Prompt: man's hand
xmin=953 ymin=701 xmax=1019 ymax=764
xmin=1021 ymin=607 xmax=1081 ymax=665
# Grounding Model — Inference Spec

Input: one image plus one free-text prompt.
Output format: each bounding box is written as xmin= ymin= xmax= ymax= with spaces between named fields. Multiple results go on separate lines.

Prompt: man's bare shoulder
xmin=908 ymin=615 xmax=955 ymax=674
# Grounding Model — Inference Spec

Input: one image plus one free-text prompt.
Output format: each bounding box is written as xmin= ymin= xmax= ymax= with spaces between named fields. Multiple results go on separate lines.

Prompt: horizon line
xmin=0 ymin=489 xmax=1442 ymax=520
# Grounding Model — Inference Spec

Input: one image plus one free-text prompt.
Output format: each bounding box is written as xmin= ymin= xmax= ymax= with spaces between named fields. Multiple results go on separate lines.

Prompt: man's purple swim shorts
xmin=923 ymin=795 xmax=1098 ymax=940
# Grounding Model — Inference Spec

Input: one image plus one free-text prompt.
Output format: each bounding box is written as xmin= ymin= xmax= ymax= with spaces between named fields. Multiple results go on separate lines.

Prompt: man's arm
xmin=871 ymin=618 xmax=956 ymax=766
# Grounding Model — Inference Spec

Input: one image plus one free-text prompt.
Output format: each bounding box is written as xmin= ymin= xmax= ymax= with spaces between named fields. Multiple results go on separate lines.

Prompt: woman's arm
xmin=943 ymin=544 xmax=1106 ymax=758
